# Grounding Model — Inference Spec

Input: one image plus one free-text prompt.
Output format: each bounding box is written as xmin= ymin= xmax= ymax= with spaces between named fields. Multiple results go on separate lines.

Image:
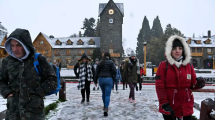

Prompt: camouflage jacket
xmin=0 ymin=29 xmax=57 ymax=120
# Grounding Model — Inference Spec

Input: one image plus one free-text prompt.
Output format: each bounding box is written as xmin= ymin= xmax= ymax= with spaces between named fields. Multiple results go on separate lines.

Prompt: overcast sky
xmin=0 ymin=0 xmax=215 ymax=51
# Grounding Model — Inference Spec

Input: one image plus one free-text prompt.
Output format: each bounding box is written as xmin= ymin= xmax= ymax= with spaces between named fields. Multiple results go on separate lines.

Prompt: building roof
xmin=185 ymin=37 xmax=215 ymax=47
xmin=40 ymin=33 xmax=100 ymax=49
xmin=99 ymin=3 xmax=124 ymax=16
xmin=0 ymin=22 xmax=7 ymax=31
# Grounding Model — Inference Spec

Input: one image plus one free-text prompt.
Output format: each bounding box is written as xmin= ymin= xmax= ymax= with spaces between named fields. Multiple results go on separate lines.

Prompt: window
xmin=66 ymin=58 xmax=72 ymax=64
xmin=40 ymin=41 xmax=43 ymax=45
xmin=45 ymin=50 xmax=48 ymax=54
xmin=54 ymin=50 xmax=60 ymax=56
xmin=109 ymin=49 xmax=113 ymax=53
xmin=77 ymin=39 xmax=84 ymax=45
xmin=67 ymin=40 xmax=73 ymax=45
xmin=207 ymin=48 xmax=212 ymax=53
xmin=66 ymin=49 xmax=71 ymax=56
xmin=109 ymin=19 xmax=113 ymax=23
xmin=191 ymin=48 xmax=195 ymax=52
xmin=197 ymin=48 xmax=202 ymax=53
xmin=90 ymin=50 xmax=93 ymax=54
xmin=55 ymin=40 xmax=62 ymax=45
xmin=89 ymin=39 xmax=95 ymax=45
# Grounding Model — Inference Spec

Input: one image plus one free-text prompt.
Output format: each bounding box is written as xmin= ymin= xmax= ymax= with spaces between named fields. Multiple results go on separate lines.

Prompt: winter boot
xmin=104 ymin=107 xmax=108 ymax=116
xmin=81 ymin=99 xmax=85 ymax=104
xmin=97 ymin=87 xmax=99 ymax=90
xmin=93 ymin=87 xmax=96 ymax=91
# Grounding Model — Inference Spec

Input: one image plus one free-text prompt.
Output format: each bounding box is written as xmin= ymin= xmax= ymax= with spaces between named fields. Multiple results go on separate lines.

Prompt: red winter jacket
xmin=155 ymin=35 xmax=201 ymax=118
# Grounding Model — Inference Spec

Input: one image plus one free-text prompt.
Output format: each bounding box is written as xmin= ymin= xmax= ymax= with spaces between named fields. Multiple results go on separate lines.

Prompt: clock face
xmin=109 ymin=9 xmax=114 ymax=15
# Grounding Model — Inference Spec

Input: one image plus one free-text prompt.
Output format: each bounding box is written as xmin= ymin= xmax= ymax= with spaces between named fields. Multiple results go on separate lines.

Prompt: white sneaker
xmin=139 ymin=91 xmax=142 ymax=95
xmin=116 ymin=90 xmax=118 ymax=93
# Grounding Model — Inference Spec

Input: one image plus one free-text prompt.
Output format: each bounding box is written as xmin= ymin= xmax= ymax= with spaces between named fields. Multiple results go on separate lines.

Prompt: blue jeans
xmin=99 ymin=77 xmax=113 ymax=108
xmin=112 ymin=79 xmax=119 ymax=90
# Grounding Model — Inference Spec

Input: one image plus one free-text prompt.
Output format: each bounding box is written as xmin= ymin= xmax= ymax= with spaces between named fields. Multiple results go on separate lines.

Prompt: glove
xmin=161 ymin=103 xmax=175 ymax=116
xmin=196 ymin=77 xmax=205 ymax=88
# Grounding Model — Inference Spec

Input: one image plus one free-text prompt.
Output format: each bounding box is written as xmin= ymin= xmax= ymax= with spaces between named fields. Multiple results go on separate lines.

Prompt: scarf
xmin=78 ymin=63 xmax=93 ymax=90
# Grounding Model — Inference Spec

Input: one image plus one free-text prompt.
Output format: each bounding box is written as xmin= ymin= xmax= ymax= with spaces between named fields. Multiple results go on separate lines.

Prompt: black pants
xmin=81 ymin=80 xmax=91 ymax=101
xmin=163 ymin=114 xmax=192 ymax=120
xmin=122 ymin=78 xmax=127 ymax=89
xmin=136 ymin=78 xmax=142 ymax=91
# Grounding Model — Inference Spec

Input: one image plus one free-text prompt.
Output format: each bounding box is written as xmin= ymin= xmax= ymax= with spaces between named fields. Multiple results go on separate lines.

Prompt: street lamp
xmin=143 ymin=42 xmax=147 ymax=76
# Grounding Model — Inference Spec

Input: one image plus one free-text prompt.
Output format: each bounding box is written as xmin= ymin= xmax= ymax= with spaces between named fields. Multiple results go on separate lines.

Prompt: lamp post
xmin=143 ymin=42 xmax=147 ymax=76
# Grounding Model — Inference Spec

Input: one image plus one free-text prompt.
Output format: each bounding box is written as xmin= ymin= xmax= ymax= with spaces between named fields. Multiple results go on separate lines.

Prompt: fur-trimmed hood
xmin=165 ymin=35 xmax=191 ymax=67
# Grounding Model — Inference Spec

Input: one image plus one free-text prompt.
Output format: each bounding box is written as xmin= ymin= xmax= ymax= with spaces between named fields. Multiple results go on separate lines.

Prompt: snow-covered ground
xmin=46 ymin=83 xmax=214 ymax=120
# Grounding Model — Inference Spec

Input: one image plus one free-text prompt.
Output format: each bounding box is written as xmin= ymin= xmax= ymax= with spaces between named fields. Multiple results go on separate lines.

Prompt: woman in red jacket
xmin=155 ymin=35 xmax=205 ymax=120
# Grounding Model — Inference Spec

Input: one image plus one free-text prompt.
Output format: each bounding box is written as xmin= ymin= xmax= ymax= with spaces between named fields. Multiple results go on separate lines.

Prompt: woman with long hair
xmin=94 ymin=52 xmax=116 ymax=117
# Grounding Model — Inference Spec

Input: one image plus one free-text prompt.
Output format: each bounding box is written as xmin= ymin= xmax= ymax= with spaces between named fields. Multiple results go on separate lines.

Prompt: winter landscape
xmin=0 ymin=68 xmax=214 ymax=120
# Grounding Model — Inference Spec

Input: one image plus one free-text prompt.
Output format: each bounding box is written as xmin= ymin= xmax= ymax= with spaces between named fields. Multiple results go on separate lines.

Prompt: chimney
xmin=208 ymin=30 xmax=211 ymax=38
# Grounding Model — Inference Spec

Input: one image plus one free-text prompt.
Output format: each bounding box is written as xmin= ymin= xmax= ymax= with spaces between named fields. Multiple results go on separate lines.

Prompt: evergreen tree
xmin=136 ymin=16 xmax=151 ymax=63
xmin=81 ymin=18 xmax=96 ymax=37
xmin=94 ymin=19 xmax=100 ymax=37
xmin=91 ymin=48 xmax=102 ymax=62
xmin=151 ymin=16 xmax=163 ymax=38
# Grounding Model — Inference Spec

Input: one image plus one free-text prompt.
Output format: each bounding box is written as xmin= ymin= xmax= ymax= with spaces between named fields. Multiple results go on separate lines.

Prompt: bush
xmin=191 ymin=115 xmax=198 ymax=120
xmin=44 ymin=99 xmax=67 ymax=115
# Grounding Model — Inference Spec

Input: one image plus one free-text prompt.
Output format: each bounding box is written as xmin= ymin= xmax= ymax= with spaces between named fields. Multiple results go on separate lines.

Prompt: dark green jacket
xmin=0 ymin=29 xmax=57 ymax=120
xmin=124 ymin=58 xmax=138 ymax=83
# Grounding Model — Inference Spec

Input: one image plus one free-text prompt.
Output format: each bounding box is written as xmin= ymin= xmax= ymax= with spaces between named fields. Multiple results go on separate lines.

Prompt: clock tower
xmin=99 ymin=0 xmax=124 ymax=64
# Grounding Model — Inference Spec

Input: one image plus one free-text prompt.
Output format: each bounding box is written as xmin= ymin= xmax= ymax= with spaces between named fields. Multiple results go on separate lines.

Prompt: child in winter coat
xmin=155 ymin=35 xmax=205 ymax=120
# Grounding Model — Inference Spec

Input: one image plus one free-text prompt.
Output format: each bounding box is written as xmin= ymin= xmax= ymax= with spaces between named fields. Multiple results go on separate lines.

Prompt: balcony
xmin=191 ymin=53 xmax=203 ymax=56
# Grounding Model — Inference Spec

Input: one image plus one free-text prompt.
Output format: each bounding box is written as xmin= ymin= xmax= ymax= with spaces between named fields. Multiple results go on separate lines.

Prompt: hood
xmin=4 ymin=29 xmax=35 ymax=61
xmin=165 ymin=35 xmax=191 ymax=67
xmin=79 ymin=53 xmax=91 ymax=61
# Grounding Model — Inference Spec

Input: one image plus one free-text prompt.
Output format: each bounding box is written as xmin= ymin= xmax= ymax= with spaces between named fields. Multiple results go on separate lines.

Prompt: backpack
xmin=33 ymin=53 xmax=61 ymax=96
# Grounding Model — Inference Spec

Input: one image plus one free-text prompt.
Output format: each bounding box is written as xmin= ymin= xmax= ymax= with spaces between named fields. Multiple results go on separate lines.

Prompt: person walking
xmin=94 ymin=52 xmax=116 ymax=117
xmin=112 ymin=64 xmax=122 ymax=93
xmin=124 ymin=51 xmax=140 ymax=104
xmin=93 ymin=58 xmax=100 ymax=90
xmin=74 ymin=53 xmax=95 ymax=104
xmin=0 ymin=28 xmax=57 ymax=120
xmin=120 ymin=60 xmax=128 ymax=90
xmin=155 ymin=35 xmax=205 ymax=120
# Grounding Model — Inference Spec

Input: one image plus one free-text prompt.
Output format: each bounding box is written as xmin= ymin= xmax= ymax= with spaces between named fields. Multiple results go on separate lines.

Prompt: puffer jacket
xmin=94 ymin=59 xmax=116 ymax=84
xmin=0 ymin=29 xmax=57 ymax=120
xmin=155 ymin=35 xmax=201 ymax=118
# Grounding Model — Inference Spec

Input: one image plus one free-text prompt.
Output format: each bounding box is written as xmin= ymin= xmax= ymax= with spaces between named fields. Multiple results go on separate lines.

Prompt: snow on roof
xmin=99 ymin=3 xmax=124 ymax=16
xmin=0 ymin=23 xmax=7 ymax=31
xmin=185 ymin=37 xmax=215 ymax=47
xmin=212 ymin=35 xmax=215 ymax=39
xmin=41 ymin=33 xmax=100 ymax=49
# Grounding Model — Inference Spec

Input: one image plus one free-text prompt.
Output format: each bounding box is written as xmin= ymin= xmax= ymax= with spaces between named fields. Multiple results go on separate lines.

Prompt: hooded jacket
xmin=0 ymin=29 xmax=57 ymax=120
xmin=155 ymin=35 xmax=200 ymax=117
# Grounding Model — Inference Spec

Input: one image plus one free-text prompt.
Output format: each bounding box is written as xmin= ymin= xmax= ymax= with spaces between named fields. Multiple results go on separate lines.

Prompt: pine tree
xmin=151 ymin=16 xmax=163 ymax=38
xmin=81 ymin=18 xmax=96 ymax=37
xmin=94 ymin=19 xmax=100 ymax=37
xmin=136 ymin=16 xmax=151 ymax=63
xmin=91 ymin=48 xmax=102 ymax=62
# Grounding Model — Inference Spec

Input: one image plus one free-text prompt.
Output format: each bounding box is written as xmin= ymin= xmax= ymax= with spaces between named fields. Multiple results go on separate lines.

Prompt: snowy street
xmin=46 ymin=83 xmax=215 ymax=120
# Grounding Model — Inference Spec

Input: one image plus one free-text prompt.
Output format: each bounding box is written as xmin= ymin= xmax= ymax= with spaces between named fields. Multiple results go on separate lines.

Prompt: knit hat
xmin=130 ymin=51 xmax=136 ymax=57
xmin=172 ymin=39 xmax=183 ymax=48
xmin=95 ymin=58 xmax=99 ymax=61
xmin=80 ymin=53 xmax=90 ymax=61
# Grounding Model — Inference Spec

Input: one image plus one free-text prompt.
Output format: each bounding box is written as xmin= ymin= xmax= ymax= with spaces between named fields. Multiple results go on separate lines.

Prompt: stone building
xmin=0 ymin=22 xmax=8 ymax=66
xmin=185 ymin=30 xmax=215 ymax=69
xmin=33 ymin=0 xmax=124 ymax=68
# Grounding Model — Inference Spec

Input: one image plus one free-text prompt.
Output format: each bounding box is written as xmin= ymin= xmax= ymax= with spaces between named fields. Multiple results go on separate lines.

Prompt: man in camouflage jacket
xmin=0 ymin=28 xmax=57 ymax=120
